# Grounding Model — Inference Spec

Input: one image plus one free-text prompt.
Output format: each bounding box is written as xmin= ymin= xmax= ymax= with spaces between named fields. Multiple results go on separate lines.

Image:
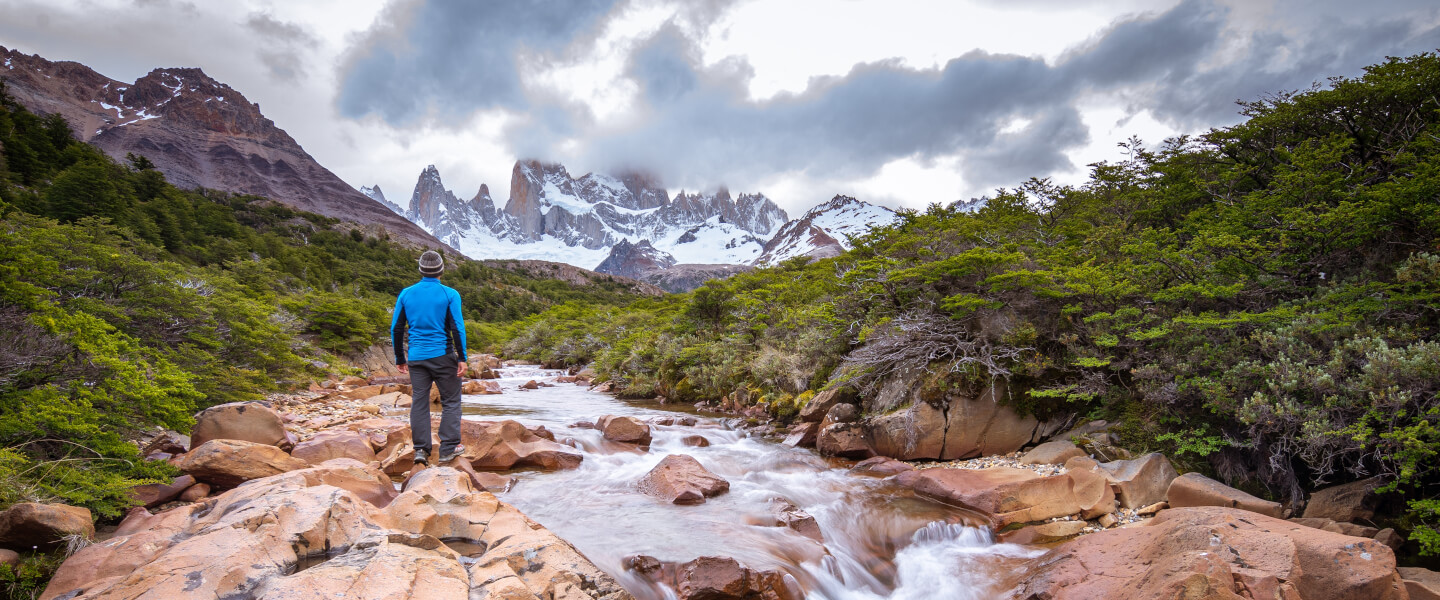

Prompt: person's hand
xmin=456 ymin=361 xmax=467 ymax=377
xmin=397 ymin=363 xmax=409 ymax=375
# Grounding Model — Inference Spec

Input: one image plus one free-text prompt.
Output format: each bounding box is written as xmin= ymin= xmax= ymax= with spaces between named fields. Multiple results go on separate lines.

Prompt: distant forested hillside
xmin=0 ymin=80 xmax=646 ymax=520
xmin=501 ymin=54 xmax=1440 ymax=548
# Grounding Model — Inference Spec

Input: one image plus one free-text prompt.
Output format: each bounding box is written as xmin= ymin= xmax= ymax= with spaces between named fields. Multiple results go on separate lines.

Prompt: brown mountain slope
xmin=0 ymin=46 xmax=443 ymax=249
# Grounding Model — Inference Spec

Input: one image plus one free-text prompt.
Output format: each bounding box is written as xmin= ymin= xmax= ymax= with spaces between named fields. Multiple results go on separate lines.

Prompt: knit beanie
xmin=418 ymin=251 xmax=445 ymax=276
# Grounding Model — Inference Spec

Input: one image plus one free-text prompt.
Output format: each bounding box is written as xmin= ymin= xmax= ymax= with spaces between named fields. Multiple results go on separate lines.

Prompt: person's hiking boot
xmin=438 ymin=444 xmax=466 ymax=463
xmin=413 ymin=448 xmax=429 ymax=466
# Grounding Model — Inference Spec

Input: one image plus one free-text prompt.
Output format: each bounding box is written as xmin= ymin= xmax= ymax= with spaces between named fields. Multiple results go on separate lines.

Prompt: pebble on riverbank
xmin=908 ymin=451 xmax=1067 ymax=478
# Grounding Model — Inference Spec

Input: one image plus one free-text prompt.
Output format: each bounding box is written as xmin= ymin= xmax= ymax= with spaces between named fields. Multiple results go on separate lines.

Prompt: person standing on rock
xmin=391 ymin=250 xmax=467 ymax=465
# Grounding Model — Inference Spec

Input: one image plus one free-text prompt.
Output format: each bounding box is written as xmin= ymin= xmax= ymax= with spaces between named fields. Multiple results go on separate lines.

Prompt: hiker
xmin=391 ymin=250 xmax=467 ymax=465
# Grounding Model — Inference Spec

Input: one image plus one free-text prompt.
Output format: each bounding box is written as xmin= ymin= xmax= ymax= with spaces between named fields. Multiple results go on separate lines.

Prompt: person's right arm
xmin=390 ymin=291 xmax=408 ymax=373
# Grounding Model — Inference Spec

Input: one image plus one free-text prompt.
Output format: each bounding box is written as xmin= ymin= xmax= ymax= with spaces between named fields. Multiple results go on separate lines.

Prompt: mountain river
xmin=463 ymin=366 xmax=1044 ymax=599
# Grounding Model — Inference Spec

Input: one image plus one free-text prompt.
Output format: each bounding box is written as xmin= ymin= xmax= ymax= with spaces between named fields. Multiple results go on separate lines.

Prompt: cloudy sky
xmin=1 ymin=0 xmax=1437 ymax=214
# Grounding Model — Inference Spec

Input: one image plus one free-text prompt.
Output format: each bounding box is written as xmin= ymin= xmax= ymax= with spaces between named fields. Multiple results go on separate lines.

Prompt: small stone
xmin=178 ymin=483 xmax=211 ymax=502
xmin=1373 ymin=527 xmax=1404 ymax=551
xmin=1136 ymin=501 xmax=1168 ymax=516
xmin=1098 ymin=513 xmax=1118 ymax=528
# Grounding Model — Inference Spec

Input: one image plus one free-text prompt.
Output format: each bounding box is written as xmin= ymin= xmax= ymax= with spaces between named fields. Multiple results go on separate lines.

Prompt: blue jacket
xmin=391 ymin=277 xmax=467 ymax=363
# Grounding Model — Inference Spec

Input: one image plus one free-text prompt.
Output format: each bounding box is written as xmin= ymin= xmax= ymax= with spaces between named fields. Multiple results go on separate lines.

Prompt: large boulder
xmin=0 ymin=503 xmax=94 ymax=552
xmin=1010 ymin=506 xmax=1406 ymax=600
xmin=863 ymin=379 xmax=1069 ymax=460
xmin=769 ymin=500 xmax=823 ymax=543
xmin=598 ymin=415 xmax=653 ymax=447
xmin=865 ymin=401 xmax=946 ymax=460
xmin=189 ymin=401 xmax=288 ymax=448
xmin=290 ymin=430 xmax=377 ymax=465
xmin=173 ymin=439 xmax=308 ymax=488
xmin=1066 ymin=461 xmax=1118 ymax=519
xmin=179 ymin=483 xmax=211 ymax=502
xmin=850 ymin=456 xmax=913 ymax=477
xmin=897 ymin=467 xmax=1110 ymax=527
xmin=798 ymin=389 xmax=847 ymax=422
xmin=1400 ymin=567 xmax=1440 ymax=600
xmin=624 ymin=555 xmax=798 ymax=600
xmin=1090 ymin=453 xmax=1178 ymax=509
xmin=637 ymin=455 xmax=730 ymax=505
xmin=129 ymin=475 xmax=195 ymax=509
xmin=385 ymin=467 xmax=499 ymax=542
xmin=816 ymin=422 xmax=875 ymax=459
xmin=1303 ymin=475 xmax=1384 ymax=522
xmin=675 ymin=556 xmax=797 ymax=600
xmin=1020 ymin=440 xmax=1086 ymax=465
xmin=781 ymin=422 xmax=817 ymax=448
xmin=823 ymin=403 xmax=859 ymax=425
xmin=459 ymin=420 xmax=583 ymax=471
xmin=1167 ymin=472 xmax=1284 ymax=518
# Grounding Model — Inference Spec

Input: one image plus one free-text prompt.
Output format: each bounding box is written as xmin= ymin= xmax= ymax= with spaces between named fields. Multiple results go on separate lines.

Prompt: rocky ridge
xmin=395 ymin=162 xmax=897 ymax=290
xmin=0 ymin=46 xmax=443 ymax=249
xmin=398 ymin=161 xmax=789 ymax=272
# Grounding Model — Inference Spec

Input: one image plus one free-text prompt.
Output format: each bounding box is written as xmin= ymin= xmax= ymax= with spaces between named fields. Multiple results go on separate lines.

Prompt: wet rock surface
xmin=43 ymin=466 xmax=630 ymax=600
xmin=1010 ymin=506 xmax=1406 ymax=600
xmin=636 ymin=454 xmax=730 ymax=504
xmin=47 ymin=364 xmax=1423 ymax=600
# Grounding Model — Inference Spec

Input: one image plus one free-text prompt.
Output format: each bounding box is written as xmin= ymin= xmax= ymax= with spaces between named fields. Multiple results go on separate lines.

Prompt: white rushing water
xmin=464 ymin=366 xmax=1043 ymax=599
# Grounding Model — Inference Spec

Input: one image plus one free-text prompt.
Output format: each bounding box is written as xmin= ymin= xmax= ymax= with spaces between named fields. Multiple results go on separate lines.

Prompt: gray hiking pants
xmin=408 ymin=355 xmax=462 ymax=455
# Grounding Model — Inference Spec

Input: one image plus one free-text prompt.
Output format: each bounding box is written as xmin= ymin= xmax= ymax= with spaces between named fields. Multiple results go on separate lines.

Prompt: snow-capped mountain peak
xmin=389 ymin=161 xmax=896 ymax=289
xmin=399 ymin=161 xmax=787 ymax=268
xmin=753 ymin=195 xmax=897 ymax=266
xmin=360 ymin=184 xmax=403 ymax=215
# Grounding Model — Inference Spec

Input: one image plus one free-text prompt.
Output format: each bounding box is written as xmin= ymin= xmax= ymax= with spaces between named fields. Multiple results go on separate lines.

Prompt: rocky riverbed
xmin=3 ymin=363 xmax=1431 ymax=599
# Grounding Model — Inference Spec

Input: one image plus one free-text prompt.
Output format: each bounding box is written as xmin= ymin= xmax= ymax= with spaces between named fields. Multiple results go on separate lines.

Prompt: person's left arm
xmin=446 ymin=289 xmax=468 ymax=376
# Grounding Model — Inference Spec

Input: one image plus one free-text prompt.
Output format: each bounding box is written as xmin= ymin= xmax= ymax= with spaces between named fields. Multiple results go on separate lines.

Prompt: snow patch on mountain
xmin=360 ymin=185 xmax=403 ymax=215
xmin=754 ymin=195 xmax=896 ymax=266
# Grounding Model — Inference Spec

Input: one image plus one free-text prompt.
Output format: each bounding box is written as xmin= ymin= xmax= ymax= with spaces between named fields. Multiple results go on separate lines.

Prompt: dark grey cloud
xmin=565 ymin=0 xmax=1226 ymax=190
xmin=336 ymin=0 xmax=621 ymax=125
xmin=1140 ymin=14 xmax=1440 ymax=127
xmin=245 ymin=13 xmax=317 ymax=82
xmin=336 ymin=0 xmax=1440 ymax=193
